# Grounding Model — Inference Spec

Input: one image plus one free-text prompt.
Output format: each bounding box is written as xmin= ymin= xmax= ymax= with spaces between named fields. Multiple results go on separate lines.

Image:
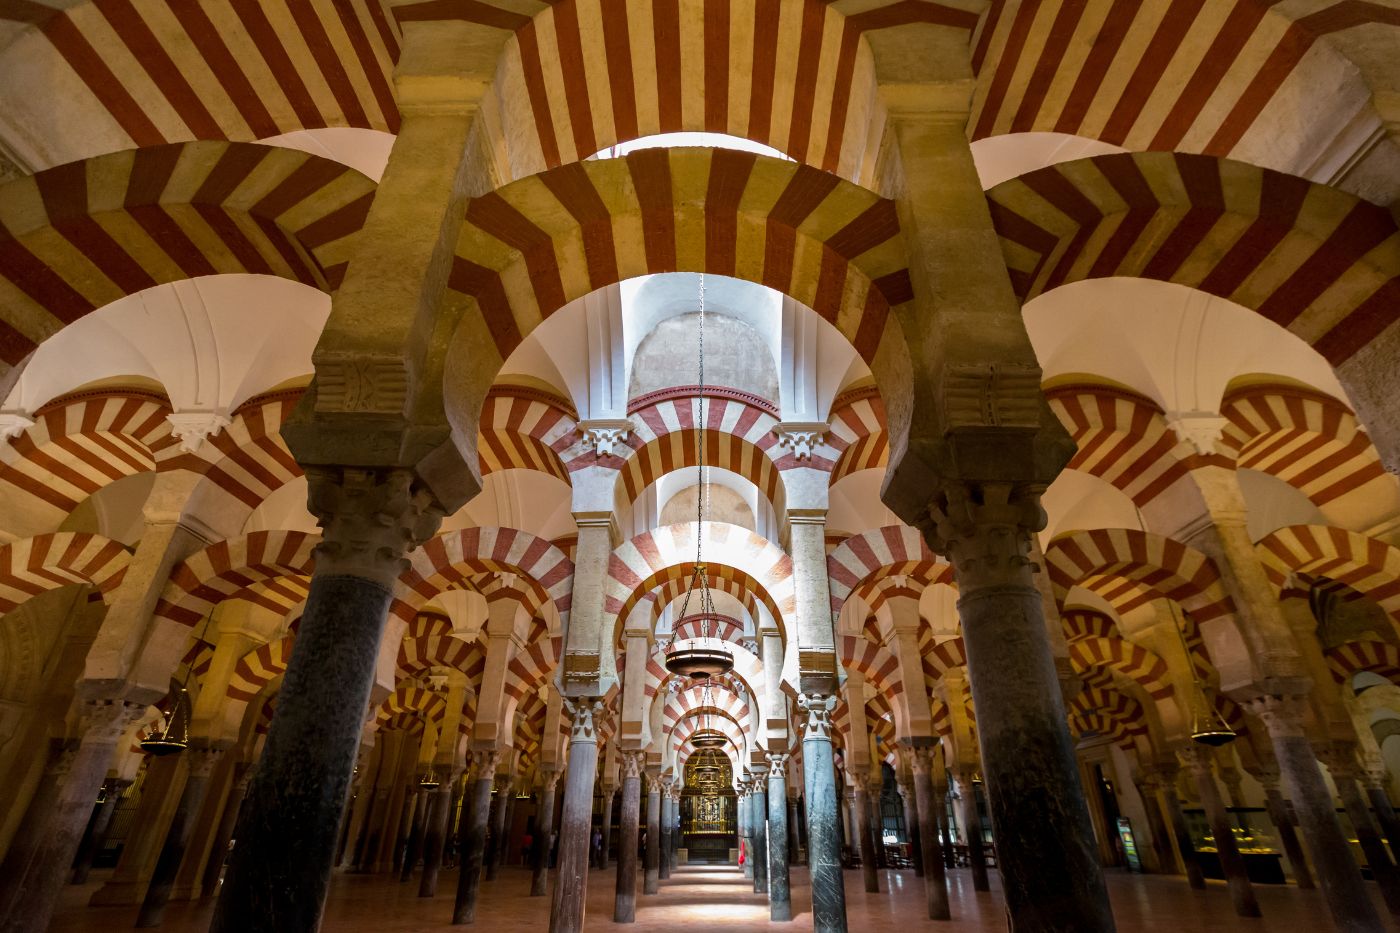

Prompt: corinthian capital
xmin=925 ymin=482 xmax=1045 ymax=591
xmin=563 ymin=697 xmax=607 ymax=744
xmin=797 ymin=692 xmax=837 ymax=739
xmin=305 ymin=467 xmax=444 ymax=587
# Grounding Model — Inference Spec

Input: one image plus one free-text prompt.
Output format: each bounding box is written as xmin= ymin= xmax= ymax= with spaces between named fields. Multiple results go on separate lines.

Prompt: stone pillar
xmin=643 ymin=772 xmax=662 ymax=894
xmin=1256 ymin=774 xmax=1314 ymax=889
xmin=136 ymin=743 xmax=224 ymax=926
xmin=1363 ymin=770 xmax=1400 ymax=865
xmin=210 ymin=468 xmax=441 ymax=933
xmin=1248 ymin=694 xmax=1386 ymax=932
xmin=549 ymin=698 xmax=604 ymax=933
xmin=614 ymin=751 xmax=643 ymax=922
xmin=484 ymin=776 xmax=509 ymax=881
xmin=200 ymin=765 xmax=250 ymax=898
xmin=1181 ymin=746 xmax=1260 ymax=918
xmin=452 ymin=749 xmax=500 ymax=924
xmin=799 ymin=693 xmax=847 ymax=933
xmin=0 ymin=699 xmax=144 ymax=933
xmin=417 ymin=778 xmax=455 ymax=893
xmin=787 ymin=794 xmax=802 ymax=866
xmin=399 ymin=785 xmax=426 ymax=881
xmin=71 ymin=778 xmax=131 ymax=885
xmin=658 ymin=780 xmax=672 ymax=880
xmin=953 ymin=768 xmax=990 ymax=891
xmin=531 ymin=769 xmax=560 ymax=897
xmin=767 ymin=754 xmax=792 ymax=921
xmin=897 ymin=778 xmax=922 ymax=877
xmin=393 ymin=786 xmax=421 ymax=876
xmin=738 ymin=782 xmax=752 ymax=878
xmin=1133 ymin=774 xmax=1177 ymax=875
xmin=600 ymin=785 xmax=616 ymax=868
xmin=91 ymin=752 xmax=186 ymax=906
xmin=1323 ymin=746 xmax=1400 ymax=917
xmin=1158 ymin=774 xmax=1206 ymax=889
xmin=911 ymin=748 xmax=951 ymax=920
xmin=751 ymin=766 xmax=770 ymax=895
xmin=929 ymin=485 xmax=1114 ymax=932
xmin=850 ymin=772 xmax=879 ymax=892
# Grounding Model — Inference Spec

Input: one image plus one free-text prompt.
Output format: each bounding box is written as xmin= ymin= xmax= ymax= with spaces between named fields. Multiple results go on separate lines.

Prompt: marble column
xmin=932 ymin=488 xmax=1113 ymax=932
xmin=750 ymin=767 xmax=769 ymax=895
xmin=738 ymin=783 xmax=753 ymax=878
xmin=136 ymin=743 xmax=224 ymax=926
xmin=850 ymin=772 xmax=879 ymax=892
xmin=1158 ymin=776 xmax=1206 ymax=889
xmin=953 ymin=769 xmax=990 ymax=891
xmin=599 ymin=786 xmax=616 ymax=868
xmin=898 ymin=778 xmax=923 ymax=876
xmin=1133 ymin=775 xmax=1178 ymax=876
xmin=1248 ymin=694 xmax=1385 ymax=932
xmin=658 ymin=781 xmax=672 ymax=880
xmin=417 ymin=778 xmax=455 ymax=894
xmin=531 ymin=769 xmax=561 ymax=897
xmin=71 ymin=778 xmax=131 ymax=885
xmin=549 ymin=699 xmax=604 ymax=933
xmin=452 ymin=749 xmax=500 ymax=924
xmin=644 ymin=773 xmax=662 ymax=894
xmin=787 ymin=794 xmax=802 ymax=866
xmin=1364 ymin=772 xmax=1400 ymax=865
xmin=1258 ymin=777 xmax=1314 ymax=888
xmin=1181 ymin=746 xmax=1260 ymax=918
xmin=399 ymin=785 xmax=426 ymax=882
xmin=767 ymin=754 xmax=792 ymax=922
xmin=614 ymin=751 xmax=643 ymax=922
xmin=0 ymin=698 xmax=145 ymax=933
xmin=1324 ymin=748 xmax=1400 ymax=917
xmin=485 ymin=777 xmax=509 ymax=881
xmin=911 ymin=748 xmax=951 ymax=921
xmin=210 ymin=468 xmax=441 ymax=933
xmin=799 ymin=693 xmax=847 ymax=933
xmin=200 ymin=766 xmax=250 ymax=898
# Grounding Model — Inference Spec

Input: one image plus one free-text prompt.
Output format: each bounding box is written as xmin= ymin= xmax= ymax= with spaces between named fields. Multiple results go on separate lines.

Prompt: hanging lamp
xmin=690 ymin=680 xmax=727 ymax=749
xmin=1171 ymin=603 xmax=1237 ymax=747
xmin=664 ymin=273 xmax=734 ymax=681
xmin=141 ymin=611 xmax=213 ymax=756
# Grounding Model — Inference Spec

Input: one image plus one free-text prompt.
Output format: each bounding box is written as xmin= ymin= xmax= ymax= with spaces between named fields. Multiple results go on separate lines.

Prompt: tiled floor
xmin=50 ymin=862 xmax=1393 ymax=931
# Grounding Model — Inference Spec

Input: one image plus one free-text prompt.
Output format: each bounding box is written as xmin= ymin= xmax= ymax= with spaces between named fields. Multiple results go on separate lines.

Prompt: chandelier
xmin=1171 ymin=603 xmax=1236 ymax=747
xmin=663 ymin=273 xmax=734 ymax=681
xmin=141 ymin=611 xmax=212 ymax=756
xmin=690 ymin=680 xmax=727 ymax=749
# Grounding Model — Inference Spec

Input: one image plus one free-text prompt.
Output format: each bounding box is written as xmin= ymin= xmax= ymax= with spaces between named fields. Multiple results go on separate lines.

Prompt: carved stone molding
xmin=773 ymin=422 xmax=828 ymax=461
xmin=469 ymin=748 xmax=501 ymax=779
xmin=620 ymin=749 xmax=645 ymax=780
xmin=564 ymin=697 xmax=606 ymax=744
xmin=77 ymin=698 xmax=147 ymax=744
xmin=577 ymin=418 xmax=633 ymax=457
xmin=925 ymin=482 xmax=1045 ymax=591
xmin=797 ymin=692 xmax=837 ymax=740
xmin=305 ymin=467 xmax=444 ymax=587
xmin=0 ymin=411 xmax=34 ymax=443
xmin=166 ymin=410 xmax=231 ymax=453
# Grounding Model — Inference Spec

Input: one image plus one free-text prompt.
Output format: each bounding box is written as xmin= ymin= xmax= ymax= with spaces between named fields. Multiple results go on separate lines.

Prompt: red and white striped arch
xmin=1061 ymin=608 xmax=1121 ymax=642
xmin=1067 ymin=684 xmax=1148 ymax=750
xmin=393 ymin=527 xmax=574 ymax=629
xmin=826 ymin=388 xmax=887 ymax=486
xmin=0 ymin=142 xmax=374 ymax=383
xmin=478 ymin=387 xmax=580 ymax=485
xmin=397 ymin=634 xmax=488 ymax=684
xmin=987 ymin=152 xmax=1400 ymax=367
xmin=604 ymin=522 xmax=795 ymax=636
xmin=670 ymin=613 xmax=746 ymax=644
xmin=448 ymin=149 xmax=911 ymax=370
xmin=0 ymin=2 xmax=400 ymax=166
xmin=838 ymin=633 xmax=902 ymax=704
xmin=162 ymin=391 xmax=304 ymax=514
xmin=663 ymin=683 xmax=755 ymax=736
xmin=227 ymin=635 xmax=296 ymax=702
xmin=1326 ymin=640 xmax=1400 ymax=686
xmin=1044 ymin=528 xmax=1234 ymax=624
xmin=1068 ymin=636 xmax=1173 ymax=701
xmin=827 ymin=525 xmax=950 ymax=619
xmin=1220 ymin=384 xmax=1388 ymax=508
xmin=1255 ymin=525 xmax=1400 ymax=619
xmin=0 ymin=392 xmax=176 ymax=526
xmin=376 ymin=684 xmax=447 ymax=730
xmin=0 ymin=532 xmax=129 ymax=613
xmin=154 ymin=530 xmax=319 ymax=627
xmin=1045 ymin=384 xmax=1199 ymax=507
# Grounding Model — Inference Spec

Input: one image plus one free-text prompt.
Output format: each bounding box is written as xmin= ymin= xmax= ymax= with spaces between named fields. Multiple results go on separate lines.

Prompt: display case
xmin=1183 ymin=808 xmax=1286 ymax=884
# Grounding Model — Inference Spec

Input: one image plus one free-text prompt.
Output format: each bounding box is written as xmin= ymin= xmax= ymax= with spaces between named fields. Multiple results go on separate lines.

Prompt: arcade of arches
xmin=5 ymin=3 xmax=1400 ymax=933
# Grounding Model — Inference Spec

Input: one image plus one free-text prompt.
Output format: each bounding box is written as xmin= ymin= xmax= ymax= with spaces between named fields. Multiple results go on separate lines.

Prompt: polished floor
xmin=51 ymin=861 xmax=1393 ymax=931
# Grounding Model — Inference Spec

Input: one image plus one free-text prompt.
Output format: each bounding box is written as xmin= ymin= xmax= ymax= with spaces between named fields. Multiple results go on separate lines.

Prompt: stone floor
xmin=50 ymin=862 xmax=1393 ymax=931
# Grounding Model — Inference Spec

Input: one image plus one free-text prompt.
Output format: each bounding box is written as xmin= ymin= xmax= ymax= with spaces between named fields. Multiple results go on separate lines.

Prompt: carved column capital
xmin=77 ymin=697 xmax=147 ymax=744
xmin=541 ymin=767 xmax=562 ymax=790
xmin=563 ymin=697 xmax=606 ymax=744
xmin=469 ymin=748 xmax=501 ymax=778
xmin=1317 ymin=741 xmax=1361 ymax=780
xmin=1241 ymin=692 xmax=1309 ymax=738
xmin=1177 ymin=744 xmax=1217 ymax=774
xmin=797 ymin=692 xmax=837 ymax=740
xmin=620 ymin=749 xmax=645 ymax=780
xmin=766 ymin=751 xmax=790 ymax=775
xmin=305 ymin=466 xmax=444 ymax=588
xmin=923 ymin=482 xmax=1045 ymax=591
xmin=186 ymin=741 xmax=226 ymax=779
xmin=910 ymin=745 xmax=939 ymax=777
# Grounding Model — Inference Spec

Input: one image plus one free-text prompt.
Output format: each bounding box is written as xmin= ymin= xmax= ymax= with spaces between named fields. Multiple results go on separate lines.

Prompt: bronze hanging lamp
xmin=1171 ymin=603 xmax=1236 ymax=747
xmin=664 ymin=273 xmax=734 ymax=681
xmin=141 ymin=612 xmax=212 ymax=756
xmin=690 ymin=680 xmax=727 ymax=749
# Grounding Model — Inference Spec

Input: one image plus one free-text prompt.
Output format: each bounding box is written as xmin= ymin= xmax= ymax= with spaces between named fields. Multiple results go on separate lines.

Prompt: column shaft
xmin=852 ymin=780 xmax=879 ymax=892
xmin=912 ymin=760 xmax=951 ymax=921
xmin=1184 ymin=751 xmax=1260 ymax=918
xmin=1336 ymin=773 xmax=1400 ymax=916
xmin=768 ymin=763 xmax=792 ymax=921
xmin=658 ymin=791 xmax=671 ymax=880
xmin=751 ymin=779 xmax=769 ymax=895
xmin=451 ymin=765 xmax=496 ymax=924
xmin=899 ymin=783 xmax=923 ymax=877
xmin=643 ymin=778 xmax=661 ymax=895
xmin=71 ymin=779 xmax=128 ymax=885
xmin=484 ymin=781 xmax=508 ymax=881
xmin=613 ymin=767 xmax=641 ymax=922
xmin=400 ymin=788 xmax=427 ymax=882
xmin=200 ymin=769 xmax=249 ymax=898
xmin=417 ymin=784 xmax=453 ymax=895
xmin=1159 ymin=782 xmax=1206 ymax=889
xmin=1368 ymin=784 xmax=1400 ymax=865
xmin=1263 ymin=786 xmax=1314 ymax=888
xmin=548 ymin=700 xmax=602 ymax=933
xmin=531 ymin=774 xmax=559 ymax=897
xmin=136 ymin=745 xmax=222 ymax=926
xmin=800 ymin=695 xmax=847 ymax=933
xmin=955 ymin=774 xmax=989 ymax=891
xmin=739 ymin=792 xmax=753 ymax=878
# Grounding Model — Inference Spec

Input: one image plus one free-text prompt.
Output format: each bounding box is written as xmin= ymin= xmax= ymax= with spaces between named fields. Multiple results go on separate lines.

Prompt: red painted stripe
xmin=330 ymin=0 xmax=400 ymax=132
xmin=703 ymin=149 xmax=755 ymax=278
xmin=627 ymin=149 xmax=677 ymax=272
xmin=820 ymin=23 xmax=859 ymax=173
xmin=1197 ymin=167 xmax=1307 ymax=297
xmin=1257 ymin=200 xmax=1396 ymax=328
xmin=286 ymin=1 xmax=369 ymax=128
xmin=391 ymin=0 xmax=528 ymax=30
xmin=1205 ymin=23 xmax=1310 ymax=156
xmin=599 ymin=0 xmax=637 ymax=143
xmin=970 ymin=0 xmax=1005 ymax=75
xmin=98 ymin=0 xmax=223 ymax=139
xmin=747 ymin=0 xmax=780 ymax=144
xmin=703 ymin=0 xmax=729 ymax=133
xmin=36 ymin=161 xmax=157 ymax=295
xmin=539 ymin=162 xmax=618 ymax=290
xmin=972 ymin=0 xmax=1042 ymax=140
xmin=1100 ymin=0 xmax=1206 ymax=146
xmin=516 ymin=22 xmax=562 ymax=168
xmin=229 ymin=0 xmax=325 ymax=130
xmin=1011 ymin=0 xmax=1088 ymax=132
xmin=1053 ymin=0 xmax=1139 ymax=136
xmin=785 ymin=0 xmax=826 ymax=159
xmin=652 ymin=0 xmax=682 ymax=133
xmin=43 ymin=13 xmax=164 ymax=145
xmin=165 ymin=0 xmax=280 ymax=137
xmin=551 ymin=0 xmax=598 ymax=158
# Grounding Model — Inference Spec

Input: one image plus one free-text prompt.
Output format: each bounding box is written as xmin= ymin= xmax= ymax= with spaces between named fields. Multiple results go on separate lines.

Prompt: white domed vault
xmin=3 ymin=5 xmax=1400 ymax=933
